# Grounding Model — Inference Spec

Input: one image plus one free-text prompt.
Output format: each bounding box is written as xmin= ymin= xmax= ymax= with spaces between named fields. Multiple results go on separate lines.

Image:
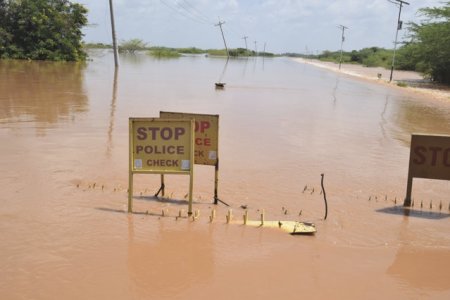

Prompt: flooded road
xmin=1 ymin=51 xmax=450 ymax=299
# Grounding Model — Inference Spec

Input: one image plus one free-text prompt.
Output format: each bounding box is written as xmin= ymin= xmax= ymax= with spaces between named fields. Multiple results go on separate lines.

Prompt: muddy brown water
xmin=1 ymin=51 xmax=450 ymax=299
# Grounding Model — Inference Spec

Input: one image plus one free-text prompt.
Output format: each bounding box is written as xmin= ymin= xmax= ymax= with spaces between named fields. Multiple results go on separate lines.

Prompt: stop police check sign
xmin=404 ymin=134 xmax=450 ymax=206
xmin=128 ymin=118 xmax=195 ymax=214
xmin=160 ymin=111 xmax=219 ymax=166
xmin=159 ymin=112 xmax=222 ymax=205
xmin=130 ymin=118 xmax=194 ymax=173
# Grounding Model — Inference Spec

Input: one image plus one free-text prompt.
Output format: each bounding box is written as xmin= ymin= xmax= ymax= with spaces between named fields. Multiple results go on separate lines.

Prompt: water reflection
xmin=0 ymin=60 xmax=88 ymax=126
xmin=379 ymin=95 xmax=390 ymax=141
xmin=387 ymin=215 xmax=450 ymax=291
xmin=127 ymin=216 xmax=214 ymax=298
xmin=106 ymin=68 xmax=118 ymax=158
xmin=217 ymin=57 xmax=229 ymax=84
xmin=391 ymin=98 xmax=450 ymax=146
xmin=332 ymin=76 xmax=340 ymax=107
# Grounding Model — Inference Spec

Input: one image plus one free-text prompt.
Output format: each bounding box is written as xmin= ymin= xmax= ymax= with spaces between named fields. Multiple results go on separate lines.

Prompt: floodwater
xmin=1 ymin=50 xmax=450 ymax=299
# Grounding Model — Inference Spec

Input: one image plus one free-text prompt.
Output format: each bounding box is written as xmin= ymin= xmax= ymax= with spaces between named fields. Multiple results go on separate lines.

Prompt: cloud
xmin=76 ymin=0 xmax=446 ymax=53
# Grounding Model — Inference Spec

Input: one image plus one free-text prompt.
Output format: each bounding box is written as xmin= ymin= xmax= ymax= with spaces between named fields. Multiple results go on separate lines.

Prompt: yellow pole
xmin=226 ymin=209 xmax=232 ymax=223
xmin=128 ymin=118 xmax=133 ymax=213
xmin=214 ymin=161 xmax=219 ymax=204
xmin=128 ymin=174 xmax=133 ymax=213
xmin=188 ymin=119 xmax=195 ymax=216
xmin=243 ymin=210 xmax=248 ymax=225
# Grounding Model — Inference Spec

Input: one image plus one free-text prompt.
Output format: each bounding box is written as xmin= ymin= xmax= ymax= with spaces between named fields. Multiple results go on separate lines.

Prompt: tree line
xmin=0 ymin=0 xmax=87 ymax=61
xmin=312 ymin=2 xmax=450 ymax=84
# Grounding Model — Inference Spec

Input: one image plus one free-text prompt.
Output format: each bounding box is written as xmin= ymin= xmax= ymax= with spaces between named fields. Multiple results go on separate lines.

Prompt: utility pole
xmin=388 ymin=0 xmax=409 ymax=82
xmin=108 ymin=0 xmax=119 ymax=67
xmin=215 ymin=18 xmax=229 ymax=57
xmin=263 ymin=42 xmax=266 ymax=57
xmin=338 ymin=25 xmax=348 ymax=70
xmin=254 ymin=41 xmax=257 ymax=56
xmin=242 ymin=36 xmax=248 ymax=52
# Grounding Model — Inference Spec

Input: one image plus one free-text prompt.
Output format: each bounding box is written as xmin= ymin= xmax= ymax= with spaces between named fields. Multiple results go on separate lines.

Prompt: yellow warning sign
xmin=128 ymin=118 xmax=195 ymax=214
xmin=130 ymin=118 xmax=194 ymax=173
xmin=160 ymin=111 xmax=219 ymax=166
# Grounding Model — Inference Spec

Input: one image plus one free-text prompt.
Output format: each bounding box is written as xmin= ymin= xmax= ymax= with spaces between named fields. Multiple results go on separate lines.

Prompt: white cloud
xmin=75 ymin=0 xmax=446 ymax=53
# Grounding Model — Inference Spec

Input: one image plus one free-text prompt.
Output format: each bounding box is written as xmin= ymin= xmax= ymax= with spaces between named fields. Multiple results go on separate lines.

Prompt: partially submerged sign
xmin=159 ymin=112 xmax=224 ymax=205
xmin=128 ymin=118 xmax=195 ymax=213
xmin=404 ymin=134 xmax=450 ymax=206
xmin=160 ymin=111 xmax=219 ymax=166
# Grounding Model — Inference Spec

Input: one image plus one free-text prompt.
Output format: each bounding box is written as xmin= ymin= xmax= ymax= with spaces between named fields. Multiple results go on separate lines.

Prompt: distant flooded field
xmin=1 ymin=50 xmax=450 ymax=299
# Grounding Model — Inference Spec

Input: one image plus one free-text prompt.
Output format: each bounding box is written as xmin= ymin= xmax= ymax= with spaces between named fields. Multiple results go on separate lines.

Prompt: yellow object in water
xmin=236 ymin=220 xmax=316 ymax=235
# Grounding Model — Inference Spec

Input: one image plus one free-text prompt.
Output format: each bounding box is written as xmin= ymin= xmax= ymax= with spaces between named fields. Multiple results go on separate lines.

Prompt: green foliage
xmin=0 ymin=0 xmax=88 ymax=61
xmin=207 ymin=49 xmax=228 ymax=56
xmin=404 ymin=2 xmax=450 ymax=83
xmin=148 ymin=47 xmax=180 ymax=58
xmin=119 ymin=39 xmax=147 ymax=53
xmin=84 ymin=42 xmax=112 ymax=49
xmin=177 ymin=47 xmax=206 ymax=54
xmin=318 ymin=50 xmax=353 ymax=64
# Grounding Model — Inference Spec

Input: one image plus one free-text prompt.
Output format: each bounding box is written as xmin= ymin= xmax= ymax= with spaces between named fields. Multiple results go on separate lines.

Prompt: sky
xmin=74 ymin=0 xmax=446 ymax=54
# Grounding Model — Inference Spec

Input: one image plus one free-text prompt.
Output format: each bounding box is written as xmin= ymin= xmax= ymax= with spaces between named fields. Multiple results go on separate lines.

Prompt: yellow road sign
xmin=160 ymin=111 xmax=219 ymax=166
xmin=159 ymin=112 xmax=224 ymax=205
xmin=128 ymin=118 xmax=195 ymax=213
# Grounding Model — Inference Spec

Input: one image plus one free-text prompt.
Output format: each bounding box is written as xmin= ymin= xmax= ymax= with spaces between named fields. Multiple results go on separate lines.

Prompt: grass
xmin=148 ymin=48 xmax=181 ymax=58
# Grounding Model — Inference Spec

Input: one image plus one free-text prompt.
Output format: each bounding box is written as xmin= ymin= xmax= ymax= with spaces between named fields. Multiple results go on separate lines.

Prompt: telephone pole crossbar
xmin=215 ymin=19 xmax=229 ymax=57
xmin=388 ymin=0 xmax=409 ymax=82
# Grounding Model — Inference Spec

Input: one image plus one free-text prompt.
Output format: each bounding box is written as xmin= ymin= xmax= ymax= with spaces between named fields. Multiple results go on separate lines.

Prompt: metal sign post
xmin=159 ymin=112 xmax=227 ymax=206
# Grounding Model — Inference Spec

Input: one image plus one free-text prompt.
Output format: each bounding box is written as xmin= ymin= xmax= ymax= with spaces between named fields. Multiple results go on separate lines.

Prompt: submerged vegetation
xmin=148 ymin=47 xmax=181 ymax=58
xmin=119 ymin=39 xmax=147 ymax=54
xmin=85 ymin=40 xmax=275 ymax=58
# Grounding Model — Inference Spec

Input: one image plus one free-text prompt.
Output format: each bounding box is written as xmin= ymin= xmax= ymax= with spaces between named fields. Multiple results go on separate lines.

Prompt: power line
xmin=160 ymin=0 xmax=209 ymax=25
xmin=388 ymin=0 xmax=409 ymax=82
xmin=175 ymin=0 xmax=212 ymax=24
xmin=179 ymin=0 xmax=213 ymax=24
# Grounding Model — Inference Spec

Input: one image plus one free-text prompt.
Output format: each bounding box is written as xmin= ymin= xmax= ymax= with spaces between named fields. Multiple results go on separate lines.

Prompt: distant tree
xmin=404 ymin=2 xmax=450 ymax=83
xmin=0 ymin=0 xmax=88 ymax=61
xmin=0 ymin=0 xmax=12 ymax=55
xmin=119 ymin=39 xmax=148 ymax=54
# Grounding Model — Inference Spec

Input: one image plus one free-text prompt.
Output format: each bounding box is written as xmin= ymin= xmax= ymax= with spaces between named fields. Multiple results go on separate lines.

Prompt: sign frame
xmin=128 ymin=117 xmax=195 ymax=214
xmin=158 ymin=111 xmax=224 ymax=205
xmin=404 ymin=133 xmax=450 ymax=206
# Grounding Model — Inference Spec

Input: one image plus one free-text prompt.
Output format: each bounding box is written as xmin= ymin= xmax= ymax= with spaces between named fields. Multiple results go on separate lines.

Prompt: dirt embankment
xmin=292 ymin=58 xmax=450 ymax=102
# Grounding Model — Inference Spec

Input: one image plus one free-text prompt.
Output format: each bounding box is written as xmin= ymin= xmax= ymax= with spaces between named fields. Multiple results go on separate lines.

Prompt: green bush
xmin=0 ymin=0 xmax=88 ymax=61
xmin=148 ymin=48 xmax=180 ymax=58
xmin=119 ymin=39 xmax=147 ymax=54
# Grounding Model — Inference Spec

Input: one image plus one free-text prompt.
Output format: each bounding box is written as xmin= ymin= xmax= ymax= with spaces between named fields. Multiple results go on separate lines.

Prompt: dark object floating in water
xmin=215 ymin=82 xmax=225 ymax=88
